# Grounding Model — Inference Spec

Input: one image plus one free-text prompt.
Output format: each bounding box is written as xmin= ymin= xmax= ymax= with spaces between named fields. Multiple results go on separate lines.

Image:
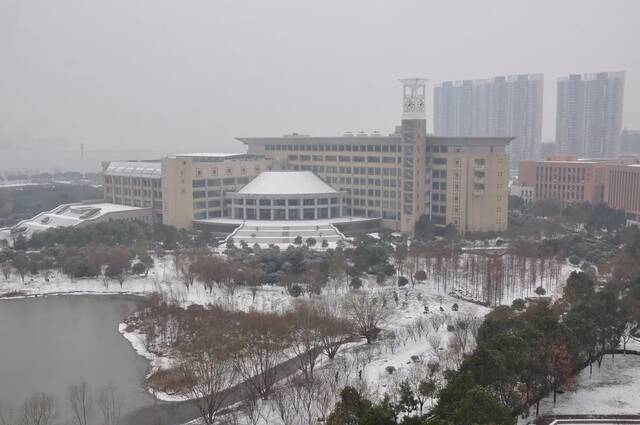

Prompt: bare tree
xmin=429 ymin=315 xmax=445 ymax=334
xmin=0 ymin=261 xmax=11 ymax=280
xmin=428 ymin=334 xmax=442 ymax=362
xmin=343 ymin=291 xmax=391 ymax=343
xmin=292 ymin=377 xmax=321 ymax=425
xmin=241 ymin=388 xmax=270 ymax=425
xmin=289 ymin=303 xmax=323 ymax=383
xmin=235 ymin=313 xmax=291 ymax=398
xmin=452 ymin=315 xmax=472 ymax=354
xmin=12 ymin=254 xmax=29 ymax=284
xmin=98 ymin=384 xmax=122 ymax=425
xmin=178 ymin=342 xmax=237 ymax=425
xmin=19 ymin=393 xmax=57 ymax=425
xmin=68 ymin=379 xmax=92 ymax=425
xmin=272 ymin=382 xmax=299 ymax=425
xmin=315 ymin=303 xmax=353 ymax=360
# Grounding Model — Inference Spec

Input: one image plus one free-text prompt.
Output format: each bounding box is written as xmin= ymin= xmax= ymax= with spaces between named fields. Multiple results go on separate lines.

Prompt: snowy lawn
xmin=537 ymin=340 xmax=640 ymax=416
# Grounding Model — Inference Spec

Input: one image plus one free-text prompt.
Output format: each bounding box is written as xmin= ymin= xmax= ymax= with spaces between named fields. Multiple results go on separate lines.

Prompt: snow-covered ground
xmin=0 ymin=251 xmax=578 ymax=425
xmin=118 ymin=323 xmax=188 ymax=402
xmin=536 ymin=339 xmax=640 ymax=417
xmin=0 ymin=256 xmax=291 ymax=312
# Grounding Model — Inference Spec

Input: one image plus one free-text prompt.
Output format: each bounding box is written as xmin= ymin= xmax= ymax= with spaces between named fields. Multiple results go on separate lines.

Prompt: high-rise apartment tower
xmin=556 ymin=72 xmax=625 ymax=158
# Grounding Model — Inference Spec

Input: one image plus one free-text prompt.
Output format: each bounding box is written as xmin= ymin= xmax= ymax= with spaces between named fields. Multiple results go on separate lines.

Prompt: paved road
xmin=123 ymin=348 xmax=321 ymax=425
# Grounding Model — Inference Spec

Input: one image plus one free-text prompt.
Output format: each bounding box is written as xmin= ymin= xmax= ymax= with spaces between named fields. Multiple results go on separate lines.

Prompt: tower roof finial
xmin=400 ymin=78 xmax=428 ymax=120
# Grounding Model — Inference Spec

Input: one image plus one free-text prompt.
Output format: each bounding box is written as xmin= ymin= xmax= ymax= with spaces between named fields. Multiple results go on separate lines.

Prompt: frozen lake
xmin=0 ymin=295 xmax=155 ymax=424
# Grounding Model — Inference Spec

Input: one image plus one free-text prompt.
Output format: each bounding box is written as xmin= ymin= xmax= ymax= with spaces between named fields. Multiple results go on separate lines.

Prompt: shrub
xmin=350 ymin=276 xmax=363 ymax=290
xmin=534 ymin=286 xmax=547 ymax=296
xmin=511 ymin=298 xmax=526 ymax=311
xmin=287 ymin=284 xmax=303 ymax=297
xmin=385 ymin=366 xmax=396 ymax=375
xmin=398 ymin=276 xmax=409 ymax=287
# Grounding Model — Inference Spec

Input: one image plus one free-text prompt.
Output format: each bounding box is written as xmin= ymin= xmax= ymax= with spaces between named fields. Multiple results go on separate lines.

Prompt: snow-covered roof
xmin=11 ymin=202 xmax=149 ymax=239
xmin=104 ymin=161 xmax=161 ymax=178
xmin=175 ymin=153 xmax=245 ymax=158
xmin=236 ymin=171 xmax=339 ymax=195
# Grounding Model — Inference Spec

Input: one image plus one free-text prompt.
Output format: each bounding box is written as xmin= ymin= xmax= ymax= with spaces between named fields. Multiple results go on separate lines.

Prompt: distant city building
xmin=518 ymin=156 xmax=640 ymax=222
xmin=556 ymin=72 xmax=625 ymax=159
xmin=621 ymin=129 xmax=640 ymax=155
xmin=539 ymin=142 xmax=556 ymax=158
xmin=101 ymin=80 xmax=513 ymax=237
xmin=434 ymin=74 xmax=543 ymax=169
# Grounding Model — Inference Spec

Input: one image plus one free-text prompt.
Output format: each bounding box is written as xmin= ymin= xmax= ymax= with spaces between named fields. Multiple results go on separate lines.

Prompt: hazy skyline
xmin=1 ymin=0 xmax=639 ymax=172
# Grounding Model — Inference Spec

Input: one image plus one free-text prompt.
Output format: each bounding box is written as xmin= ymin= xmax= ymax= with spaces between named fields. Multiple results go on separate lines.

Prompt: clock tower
xmin=399 ymin=78 xmax=428 ymax=234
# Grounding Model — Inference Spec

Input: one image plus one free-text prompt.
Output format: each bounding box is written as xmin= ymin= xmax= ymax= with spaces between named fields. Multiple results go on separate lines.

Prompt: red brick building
xmin=518 ymin=156 xmax=640 ymax=221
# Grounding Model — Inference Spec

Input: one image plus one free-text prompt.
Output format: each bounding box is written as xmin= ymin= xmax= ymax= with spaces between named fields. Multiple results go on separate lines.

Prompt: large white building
xmin=99 ymin=79 xmax=512 ymax=239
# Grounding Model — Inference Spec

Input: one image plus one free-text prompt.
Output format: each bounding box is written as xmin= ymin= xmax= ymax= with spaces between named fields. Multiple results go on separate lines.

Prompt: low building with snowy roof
xmin=9 ymin=201 xmax=153 ymax=240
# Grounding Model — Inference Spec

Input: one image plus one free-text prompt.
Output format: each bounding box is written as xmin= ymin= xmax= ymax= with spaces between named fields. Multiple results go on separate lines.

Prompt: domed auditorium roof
xmin=237 ymin=171 xmax=338 ymax=196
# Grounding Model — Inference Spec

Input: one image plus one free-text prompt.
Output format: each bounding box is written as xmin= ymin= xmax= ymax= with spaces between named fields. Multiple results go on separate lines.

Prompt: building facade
xmin=518 ymin=156 xmax=640 ymax=221
xmin=518 ymin=157 xmax=607 ymax=206
xmin=603 ymin=164 xmax=640 ymax=222
xmin=160 ymin=154 xmax=286 ymax=230
xmin=103 ymin=80 xmax=512 ymax=236
xmin=434 ymin=74 xmax=543 ymax=169
xmin=556 ymin=72 xmax=625 ymax=158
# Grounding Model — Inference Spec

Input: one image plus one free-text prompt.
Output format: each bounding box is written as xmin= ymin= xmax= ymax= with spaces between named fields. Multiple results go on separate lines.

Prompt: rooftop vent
xmin=357 ymin=131 xmax=368 ymax=137
xmin=343 ymin=131 xmax=354 ymax=137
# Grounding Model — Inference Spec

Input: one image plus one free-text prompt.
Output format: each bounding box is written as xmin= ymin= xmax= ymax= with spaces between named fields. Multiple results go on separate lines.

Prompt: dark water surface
xmin=0 ymin=295 xmax=159 ymax=423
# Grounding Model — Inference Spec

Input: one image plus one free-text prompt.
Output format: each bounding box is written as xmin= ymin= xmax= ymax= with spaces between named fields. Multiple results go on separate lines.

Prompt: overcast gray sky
xmin=1 ymin=0 xmax=639 ymax=172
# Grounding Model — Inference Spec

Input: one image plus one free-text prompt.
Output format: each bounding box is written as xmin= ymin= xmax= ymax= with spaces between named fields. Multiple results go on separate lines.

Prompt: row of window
xmin=192 ymin=177 xmax=252 ymax=188
xmin=107 ymin=187 xmax=162 ymax=198
xmin=104 ymin=176 xmax=161 ymax=187
xmin=231 ymin=198 xmax=341 ymax=206
xmin=432 ymin=169 xmax=448 ymax=179
xmin=289 ymin=154 xmax=400 ymax=164
xmin=194 ymin=165 xmax=266 ymax=178
xmin=536 ymin=166 xmax=587 ymax=183
xmin=266 ymin=144 xmax=402 ymax=153
xmin=194 ymin=200 xmax=223 ymax=210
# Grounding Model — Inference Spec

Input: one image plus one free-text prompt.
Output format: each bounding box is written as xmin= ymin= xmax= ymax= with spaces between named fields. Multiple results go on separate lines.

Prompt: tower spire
xmin=399 ymin=78 xmax=428 ymax=120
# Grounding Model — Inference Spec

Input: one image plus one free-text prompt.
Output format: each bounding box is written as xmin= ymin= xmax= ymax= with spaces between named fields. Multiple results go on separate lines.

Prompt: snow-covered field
xmin=536 ymin=340 xmax=640 ymax=417
xmin=0 ymin=256 xmax=291 ymax=313
xmin=0 ymin=251 xmax=580 ymax=425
